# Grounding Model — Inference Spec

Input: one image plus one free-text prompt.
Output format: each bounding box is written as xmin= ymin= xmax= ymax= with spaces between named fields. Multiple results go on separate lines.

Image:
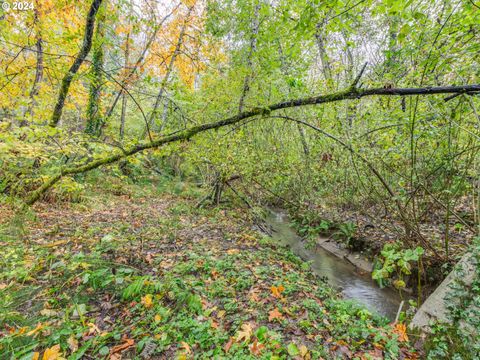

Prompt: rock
xmin=410 ymin=251 xmax=478 ymax=331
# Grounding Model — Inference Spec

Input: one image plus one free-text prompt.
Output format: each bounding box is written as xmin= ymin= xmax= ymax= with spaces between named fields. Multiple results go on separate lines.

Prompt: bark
xmin=22 ymin=7 xmax=43 ymax=123
xmin=142 ymin=5 xmax=193 ymax=138
xmin=119 ymin=32 xmax=130 ymax=140
xmin=50 ymin=0 xmax=103 ymax=127
xmin=25 ymin=83 xmax=480 ymax=205
xmin=277 ymin=42 xmax=309 ymax=156
xmin=315 ymin=22 xmax=333 ymax=88
xmin=342 ymin=31 xmax=356 ymax=127
xmin=85 ymin=1 xmax=106 ymax=136
xmin=238 ymin=2 xmax=260 ymax=113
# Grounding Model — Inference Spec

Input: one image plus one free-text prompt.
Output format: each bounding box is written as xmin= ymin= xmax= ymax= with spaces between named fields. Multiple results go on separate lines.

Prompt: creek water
xmin=266 ymin=209 xmax=403 ymax=320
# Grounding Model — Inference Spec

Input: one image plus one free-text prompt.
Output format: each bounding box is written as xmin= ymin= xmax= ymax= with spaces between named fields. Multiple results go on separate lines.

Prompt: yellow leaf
xmin=182 ymin=0 xmax=196 ymax=7
xmin=27 ymin=323 xmax=43 ymax=336
xmin=15 ymin=327 xmax=28 ymax=335
xmin=142 ymin=294 xmax=154 ymax=308
xmin=32 ymin=353 xmax=40 ymax=360
xmin=40 ymin=240 xmax=69 ymax=248
xmin=270 ymin=285 xmax=285 ymax=298
xmin=393 ymin=323 xmax=409 ymax=342
xmin=154 ymin=314 xmax=162 ymax=322
xmin=393 ymin=279 xmax=406 ymax=289
xmin=42 ymin=345 xmax=64 ymax=360
xmin=87 ymin=322 xmax=100 ymax=335
xmin=299 ymin=344 xmax=309 ymax=358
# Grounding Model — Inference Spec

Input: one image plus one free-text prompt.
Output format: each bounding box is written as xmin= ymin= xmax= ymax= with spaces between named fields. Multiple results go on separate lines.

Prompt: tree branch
xmin=25 ymin=83 xmax=480 ymax=205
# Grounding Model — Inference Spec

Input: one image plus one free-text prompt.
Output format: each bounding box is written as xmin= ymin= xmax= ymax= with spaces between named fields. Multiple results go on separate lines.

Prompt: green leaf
xmin=287 ymin=342 xmax=300 ymax=356
xmin=98 ymin=346 xmax=110 ymax=356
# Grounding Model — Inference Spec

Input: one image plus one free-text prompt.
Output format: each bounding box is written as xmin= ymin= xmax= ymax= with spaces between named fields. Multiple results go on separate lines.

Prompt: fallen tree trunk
xmin=26 ymin=83 xmax=480 ymax=205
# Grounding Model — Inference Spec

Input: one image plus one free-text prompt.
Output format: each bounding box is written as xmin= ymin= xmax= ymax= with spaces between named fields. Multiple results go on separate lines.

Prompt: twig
xmin=352 ymin=62 xmax=368 ymax=88
xmin=394 ymin=300 xmax=404 ymax=323
xmin=444 ymin=93 xmax=463 ymax=102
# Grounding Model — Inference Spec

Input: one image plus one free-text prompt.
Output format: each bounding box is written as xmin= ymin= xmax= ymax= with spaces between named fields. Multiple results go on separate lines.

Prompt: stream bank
xmin=264 ymin=209 xmax=405 ymax=320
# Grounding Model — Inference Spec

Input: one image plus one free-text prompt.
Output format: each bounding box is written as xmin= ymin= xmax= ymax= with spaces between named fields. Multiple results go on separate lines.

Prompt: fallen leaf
xmin=41 ymin=240 xmax=69 ymax=248
xmin=110 ymin=338 xmax=135 ymax=355
xmin=362 ymin=348 xmax=383 ymax=359
xmin=141 ymin=294 xmax=154 ymax=308
xmin=393 ymin=323 xmax=409 ymax=342
xmin=227 ymin=248 xmax=240 ymax=255
xmin=42 ymin=345 xmax=64 ymax=360
xmin=87 ymin=322 xmax=100 ymax=335
xmin=249 ymin=340 xmax=265 ymax=356
xmin=299 ymin=344 xmax=309 ymax=358
xmin=248 ymin=288 xmax=261 ymax=302
xmin=236 ymin=323 xmax=253 ymax=343
xmin=334 ymin=343 xmax=352 ymax=359
xmin=180 ymin=341 xmax=192 ymax=354
xmin=268 ymin=308 xmax=284 ymax=322
xmin=145 ymin=253 xmax=154 ymax=264
xmin=270 ymin=285 xmax=285 ymax=298
xmin=154 ymin=314 xmax=162 ymax=322
xmin=32 ymin=353 xmax=40 ymax=360
xmin=67 ymin=335 xmax=79 ymax=353
xmin=14 ymin=326 xmax=27 ymax=335
xmin=224 ymin=337 xmax=234 ymax=353
xmin=27 ymin=323 xmax=43 ymax=336
xmin=40 ymin=309 xmax=58 ymax=317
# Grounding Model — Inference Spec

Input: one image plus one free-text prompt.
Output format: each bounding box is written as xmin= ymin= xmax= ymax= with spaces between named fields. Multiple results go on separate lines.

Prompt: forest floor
xmin=0 ymin=178 xmax=420 ymax=359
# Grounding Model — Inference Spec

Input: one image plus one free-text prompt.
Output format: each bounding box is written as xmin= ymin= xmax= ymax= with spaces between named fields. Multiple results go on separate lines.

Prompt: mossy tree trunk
xmin=85 ymin=1 xmax=106 ymax=137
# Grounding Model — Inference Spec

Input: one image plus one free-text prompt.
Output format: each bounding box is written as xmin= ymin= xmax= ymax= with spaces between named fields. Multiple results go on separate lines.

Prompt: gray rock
xmin=410 ymin=251 xmax=478 ymax=331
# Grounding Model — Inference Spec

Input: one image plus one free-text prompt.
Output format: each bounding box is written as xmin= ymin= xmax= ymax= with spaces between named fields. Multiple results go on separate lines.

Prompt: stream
xmin=266 ymin=209 xmax=404 ymax=320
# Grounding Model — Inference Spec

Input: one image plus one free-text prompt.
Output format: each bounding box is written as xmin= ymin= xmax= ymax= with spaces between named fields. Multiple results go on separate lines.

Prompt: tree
xmin=85 ymin=0 xmax=106 ymax=136
xmin=50 ymin=0 xmax=104 ymax=127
